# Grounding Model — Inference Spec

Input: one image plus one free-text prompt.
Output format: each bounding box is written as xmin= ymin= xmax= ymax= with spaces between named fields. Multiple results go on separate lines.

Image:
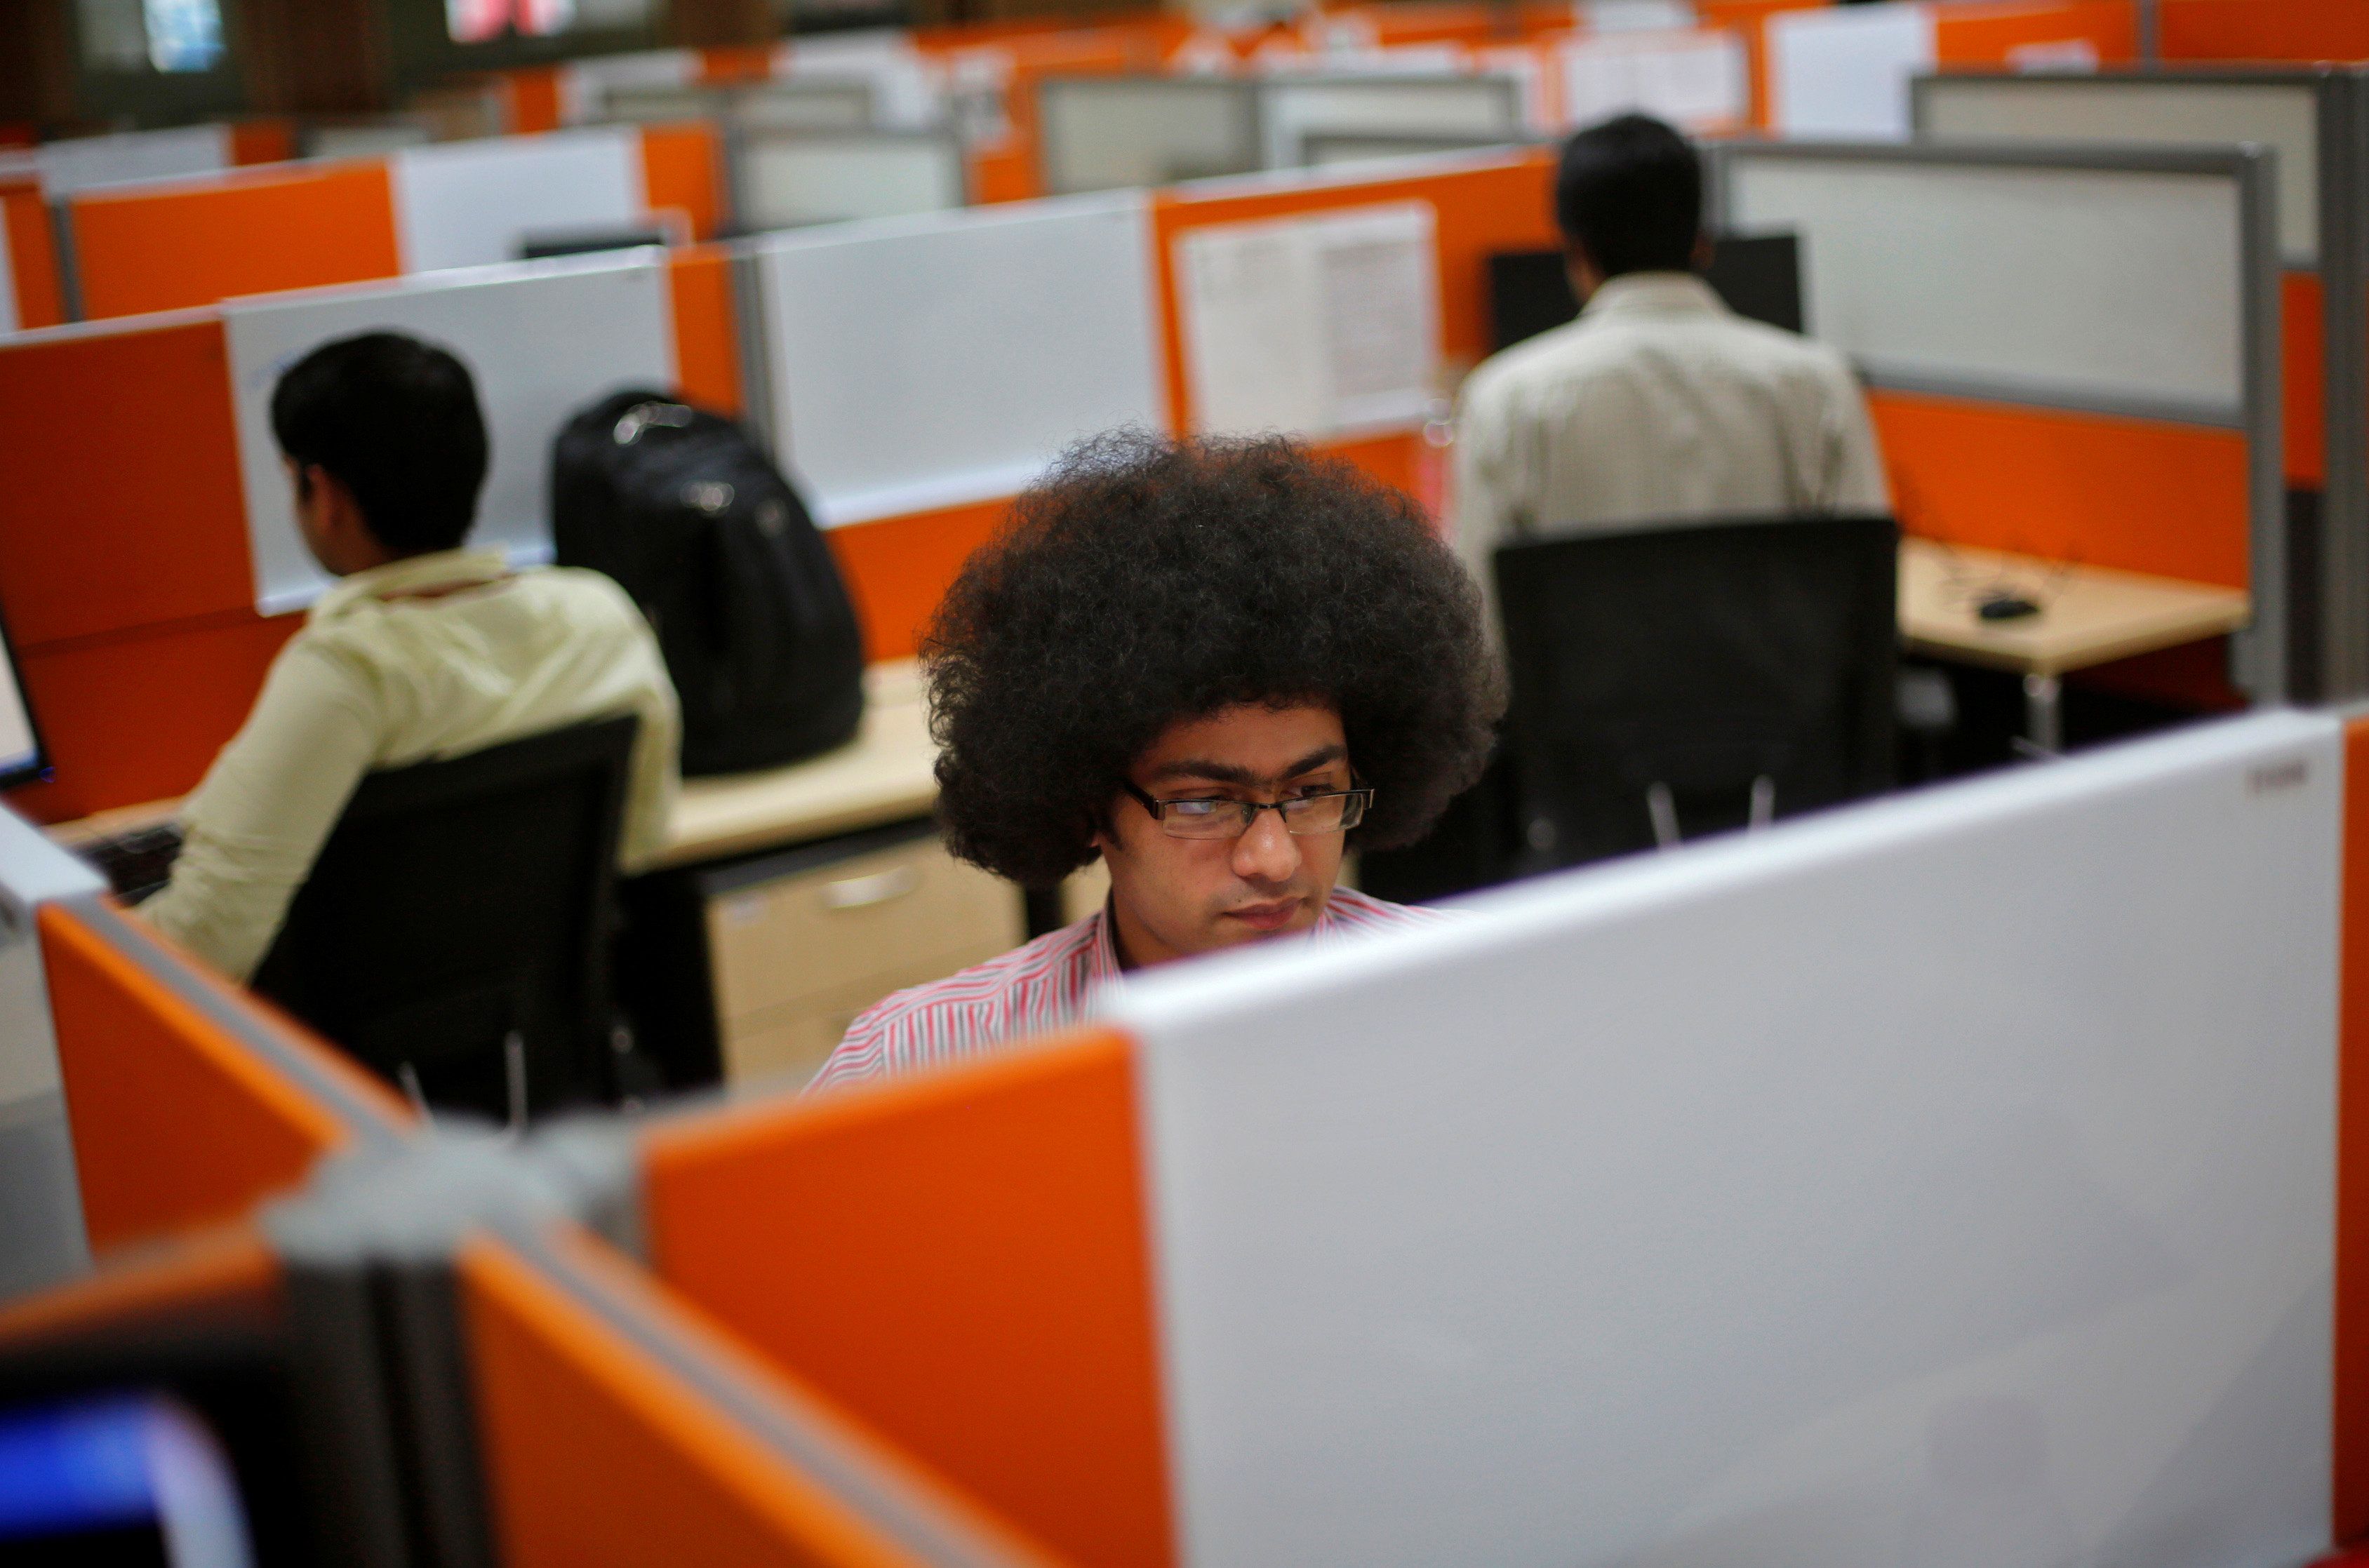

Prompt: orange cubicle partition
xmin=62 ymin=121 xmax=725 ymax=321
xmin=2163 ymin=0 xmax=2369 ymax=62
xmin=39 ymin=894 xmax=411 ymax=1254
xmin=641 ymin=1028 xmax=1171 ymax=1568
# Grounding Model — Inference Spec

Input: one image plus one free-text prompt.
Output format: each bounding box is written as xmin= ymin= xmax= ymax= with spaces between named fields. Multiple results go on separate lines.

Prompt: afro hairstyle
xmin=925 ymin=429 xmax=1504 ymax=890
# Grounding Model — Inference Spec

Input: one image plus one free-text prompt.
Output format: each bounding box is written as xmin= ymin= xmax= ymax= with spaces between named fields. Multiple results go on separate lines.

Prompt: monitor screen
xmin=1486 ymin=232 xmax=1805 ymax=354
xmin=0 ymin=1394 xmax=254 ymax=1566
xmin=0 ymin=602 xmax=45 ymax=790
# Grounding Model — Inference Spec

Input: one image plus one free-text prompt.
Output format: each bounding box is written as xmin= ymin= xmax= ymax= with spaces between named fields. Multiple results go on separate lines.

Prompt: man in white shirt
xmin=142 ymin=331 xmax=679 ymax=981
xmin=1454 ymin=113 xmax=1890 ymax=635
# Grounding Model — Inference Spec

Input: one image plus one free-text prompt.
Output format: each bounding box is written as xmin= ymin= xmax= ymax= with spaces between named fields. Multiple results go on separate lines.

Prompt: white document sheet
xmin=389 ymin=128 xmax=647 ymax=273
xmin=1177 ymin=201 xmax=1439 ymax=438
xmin=1770 ymin=1 xmax=1936 ymax=140
xmin=225 ymin=256 xmax=675 ymax=615
xmin=1559 ymin=27 xmax=1749 ymax=132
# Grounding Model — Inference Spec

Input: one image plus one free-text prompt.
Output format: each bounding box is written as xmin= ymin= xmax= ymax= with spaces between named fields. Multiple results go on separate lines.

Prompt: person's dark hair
xmin=927 ymin=430 xmax=1503 ymax=889
xmin=269 ymin=331 xmax=489 ymax=555
xmin=1554 ymin=112 xmax=1702 ymax=279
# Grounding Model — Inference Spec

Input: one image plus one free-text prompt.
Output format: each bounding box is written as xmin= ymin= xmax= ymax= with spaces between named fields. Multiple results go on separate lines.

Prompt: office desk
xmin=652 ymin=659 xmax=937 ymax=869
xmin=47 ymin=661 xmax=941 ymax=871
xmin=1897 ymin=540 xmax=2251 ymax=752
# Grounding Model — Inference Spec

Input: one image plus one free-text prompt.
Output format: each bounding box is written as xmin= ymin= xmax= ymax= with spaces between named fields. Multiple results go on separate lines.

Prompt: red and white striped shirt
xmin=807 ymin=887 xmax=1441 ymax=1093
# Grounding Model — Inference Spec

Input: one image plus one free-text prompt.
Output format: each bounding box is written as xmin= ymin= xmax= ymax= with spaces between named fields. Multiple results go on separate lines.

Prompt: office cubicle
xmin=636 ymin=709 xmax=2352 ymax=1566
xmin=1911 ymin=68 xmax=2369 ymax=699
xmin=1255 ymin=73 xmax=1526 ymax=171
xmin=1712 ymin=139 xmax=2286 ymax=696
xmin=730 ymin=128 xmax=966 ymax=231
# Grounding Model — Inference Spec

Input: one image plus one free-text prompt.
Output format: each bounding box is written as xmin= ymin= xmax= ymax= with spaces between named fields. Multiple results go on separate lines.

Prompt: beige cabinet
xmin=701 ymin=823 xmax=1022 ymax=1090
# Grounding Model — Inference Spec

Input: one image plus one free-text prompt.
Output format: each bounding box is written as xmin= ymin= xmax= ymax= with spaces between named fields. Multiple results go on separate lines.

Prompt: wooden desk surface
xmin=650 ymin=659 xmax=937 ymax=869
xmin=44 ymin=661 xmax=942 ymax=871
xmin=1898 ymin=540 xmax=2250 ymax=678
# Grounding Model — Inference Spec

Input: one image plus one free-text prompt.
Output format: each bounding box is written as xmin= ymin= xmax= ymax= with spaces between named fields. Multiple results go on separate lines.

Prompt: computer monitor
xmin=0 ymin=602 xmax=48 ymax=790
xmin=1036 ymin=76 xmax=1262 ymax=196
xmin=1485 ymin=232 xmax=1805 ymax=353
xmin=732 ymin=128 xmax=964 ymax=232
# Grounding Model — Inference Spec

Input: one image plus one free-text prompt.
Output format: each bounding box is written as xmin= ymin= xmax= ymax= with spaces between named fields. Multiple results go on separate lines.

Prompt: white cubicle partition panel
xmin=1116 ymin=710 xmax=2342 ymax=1568
xmin=389 ymin=128 xmax=648 ymax=272
xmin=226 ymin=255 xmax=675 ymax=614
xmin=0 ymin=209 xmax=17 ymax=336
xmin=735 ymin=130 xmax=963 ymax=229
xmin=1255 ymin=75 xmax=1523 ymax=173
xmin=1036 ymin=77 xmax=1264 ymax=196
xmin=35 ymin=125 xmax=233 ymax=199
xmin=1556 ymin=28 xmax=1749 ymax=133
xmin=1723 ymin=148 xmax=2247 ymax=424
xmin=730 ymin=81 xmax=879 ymax=131
xmin=773 ymin=29 xmax=942 ymax=130
xmin=1914 ymin=74 xmax=2323 ymax=267
xmin=1769 ymin=1 xmax=1935 ymax=140
xmin=602 ymin=85 xmax=730 ymax=125
xmin=0 ymin=809 xmax=99 ymax=1301
xmin=752 ymin=194 xmax=1164 ymax=525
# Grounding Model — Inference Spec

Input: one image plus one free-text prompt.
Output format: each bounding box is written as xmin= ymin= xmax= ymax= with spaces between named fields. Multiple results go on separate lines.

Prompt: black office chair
xmin=251 ymin=716 xmax=640 ymax=1125
xmin=1493 ymin=516 xmax=1898 ymax=869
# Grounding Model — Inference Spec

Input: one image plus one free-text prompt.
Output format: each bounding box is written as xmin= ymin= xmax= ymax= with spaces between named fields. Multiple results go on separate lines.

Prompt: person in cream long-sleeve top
xmin=1453 ymin=113 xmax=1890 ymax=641
xmin=141 ymin=331 xmax=678 ymax=981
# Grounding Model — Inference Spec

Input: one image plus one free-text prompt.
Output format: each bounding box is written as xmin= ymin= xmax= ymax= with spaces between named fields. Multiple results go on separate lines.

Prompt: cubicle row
xmin=4 ymin=699 xmax=2363 ymax=1564
xmin=0 ymin=136 xmax=2286 ymax=827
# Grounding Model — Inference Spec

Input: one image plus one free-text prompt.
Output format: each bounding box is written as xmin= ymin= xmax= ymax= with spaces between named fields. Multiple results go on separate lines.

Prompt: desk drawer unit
xmin=700 ymin=822 xmax=1022 ymax=1087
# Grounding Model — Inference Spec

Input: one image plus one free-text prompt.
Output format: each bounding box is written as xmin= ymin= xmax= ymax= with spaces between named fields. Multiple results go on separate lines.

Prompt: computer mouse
xmin=1977 ymin=594 xmax=2041 ymax=622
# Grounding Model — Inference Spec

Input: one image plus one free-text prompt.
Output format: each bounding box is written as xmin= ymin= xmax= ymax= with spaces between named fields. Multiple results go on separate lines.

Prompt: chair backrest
xmin=1493 ymin=516 xmax=1898 ymax=868
xmin=251 ymin=716 xmax=640 ymax=1122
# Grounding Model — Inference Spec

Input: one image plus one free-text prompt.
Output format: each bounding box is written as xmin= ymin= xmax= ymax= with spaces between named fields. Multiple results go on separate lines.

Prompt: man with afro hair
xmin=809 ymin=429 xmax=1502 ymax=1092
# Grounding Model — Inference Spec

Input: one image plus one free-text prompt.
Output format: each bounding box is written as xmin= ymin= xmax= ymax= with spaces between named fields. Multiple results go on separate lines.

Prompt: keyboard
xmin=76 ymin=823 xmax=184 ymax=905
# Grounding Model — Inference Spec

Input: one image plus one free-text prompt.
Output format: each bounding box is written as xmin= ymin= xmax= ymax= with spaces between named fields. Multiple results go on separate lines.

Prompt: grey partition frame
xmin=1709 ymin=138 xmax=2287 ymax=699
xmin=1911 ymin=67 xmax=2369 ymax=698
xmin=1035 ymin=74 xmax=1264 ymax=196
xmin=1299 ymin=128 xmax=1542 ymax=166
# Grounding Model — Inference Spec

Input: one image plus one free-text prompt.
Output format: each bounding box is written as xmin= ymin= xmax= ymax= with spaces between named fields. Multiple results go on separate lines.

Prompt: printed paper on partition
xmin=1177 ymin=201 xmax=1440 ymax=440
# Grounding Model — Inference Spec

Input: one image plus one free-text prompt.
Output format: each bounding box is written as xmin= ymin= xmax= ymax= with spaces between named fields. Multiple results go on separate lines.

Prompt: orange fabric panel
xmin=2161 ymin=0 xmax=2369 ymax=62
xmin=698 ymin=45 xmax=777 ymax=84
xmin=1932 ymin=0 xmax=2140 ymax=65
xmin=508 ymin=69 xmax=565 ymax=135
xmin=1867 ymin=390 xmax=2250 ymax=589
xmin=41 ymin=903 xmax=348 ymax=1254
xmin=641 ymin=122 xmax=724 ymax=242
xmin=8 ymin=612 xmax=297 ymax=824
xmin=968 ymin=145 xmax=1036 ymax=205
xmin=667 ymin=247 xmax=742 ymax=417
xmin=642 ymin=1028 xmax=1174 ymax=1568
xmin=0 ymin=1225 xmax=278 ymax=1346
xmin=2340 ymin=716 xmax=2369 ymax=1544
xmin=460 ymin=1231 xmax=1020 ymax=1568
xmin=1151 ymin=152 xmax=1559 ymax=429
xmin=1 ymin=185 xmax=65 ymax=328
xmin=825 ymin=500 xmax=1011 ymax=664
xmin=2287 ymin=270 xmax=2328 ymax=487
xmin=72 ymin=161 xmax=401 ymax=320
xmin=227 ymin=121 xmax=295 ymax=165
xmin=0 ymin=318 xmax=257 ymax=648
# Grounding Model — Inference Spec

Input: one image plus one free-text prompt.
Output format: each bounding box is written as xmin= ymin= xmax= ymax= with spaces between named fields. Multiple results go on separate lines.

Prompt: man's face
xmin=1092 ymin=703 xmax=1352 ymax=969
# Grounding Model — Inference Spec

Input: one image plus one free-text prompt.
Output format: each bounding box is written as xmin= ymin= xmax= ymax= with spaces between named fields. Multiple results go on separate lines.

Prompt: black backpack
xmin=552 ymin=390 xmax=865 ymax=777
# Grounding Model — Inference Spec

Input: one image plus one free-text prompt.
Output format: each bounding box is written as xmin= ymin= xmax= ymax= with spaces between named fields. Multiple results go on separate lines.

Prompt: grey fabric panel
xmin=0 ymin=1091 xmax=89 ymax=1299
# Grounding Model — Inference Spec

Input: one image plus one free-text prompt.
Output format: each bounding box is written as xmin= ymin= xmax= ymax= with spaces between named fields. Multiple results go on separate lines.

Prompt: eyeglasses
xmin=1121 ymin=779 xmax=1374 ymax=840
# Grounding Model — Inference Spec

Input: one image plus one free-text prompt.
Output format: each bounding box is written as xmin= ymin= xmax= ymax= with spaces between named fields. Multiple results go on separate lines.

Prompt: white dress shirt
xmin=142 ymin=547 xmax=679 ymax=981
xmin=1453 ymin=269 xmax=1890 ymax=634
